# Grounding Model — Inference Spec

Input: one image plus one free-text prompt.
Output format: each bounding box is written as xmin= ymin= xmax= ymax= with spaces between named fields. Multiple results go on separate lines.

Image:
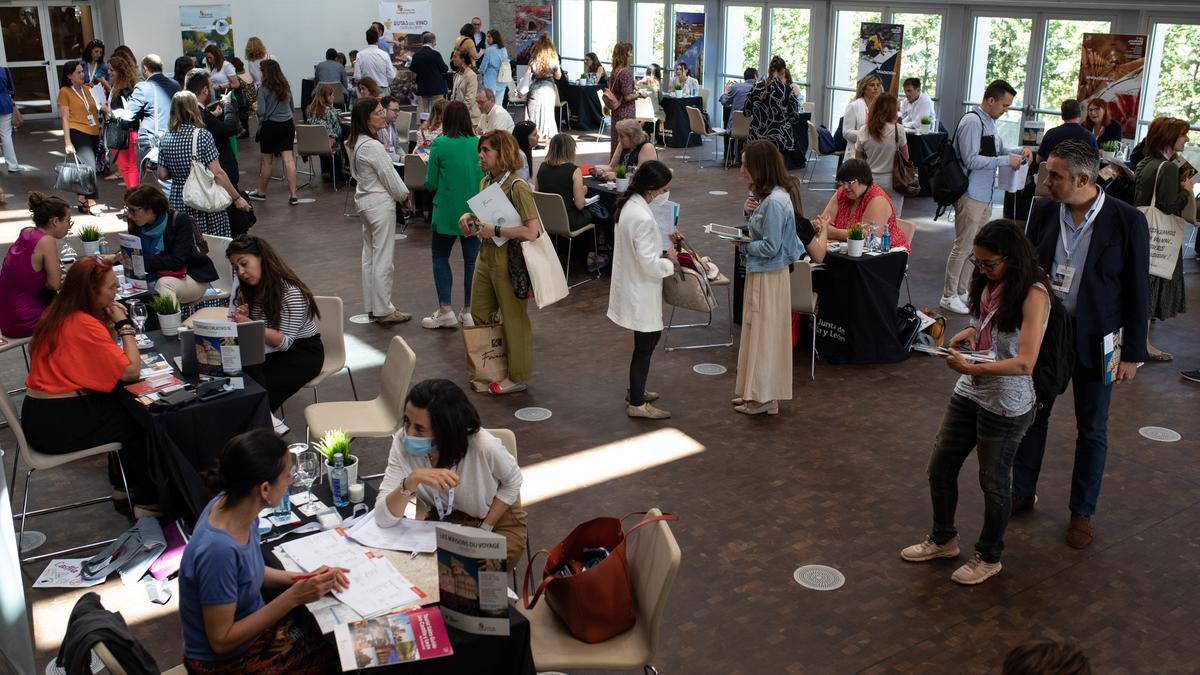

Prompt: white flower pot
xmin=615 ymin=177 xmax=630 ymax=191
xmin=919 ymin=123 xmax=930 ymax=133
xmin=81 ymin=240 xmax=101 ymax=256
xmin=158 ymin=311 xmax=181 ymax=336
xmin=325 ymin=453 xmax=358 ymax=487
xmin=846 ymin=238 xmax=865 ymax=257
xmin=1100 ymin=150 xmax=1115 ymax=161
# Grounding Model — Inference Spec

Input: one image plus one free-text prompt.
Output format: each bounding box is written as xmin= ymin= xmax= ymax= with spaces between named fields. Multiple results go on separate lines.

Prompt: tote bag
xmin=462 ymin=320 xmax=508 ymax=392
xmin=508 ymin=178 xmax=569 ymax=308
xmin=1139 ymin=161 xmax=1187 ymax=280
xmin=182 ymin=128 xmax=233 ymax=212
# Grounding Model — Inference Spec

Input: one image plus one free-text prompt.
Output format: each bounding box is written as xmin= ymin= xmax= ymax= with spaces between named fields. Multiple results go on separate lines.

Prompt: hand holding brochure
xmin=118 ymin=233 xmax=148 ymax=292
xmin=192 ymin=320 xmax=241 ymax=376
xmin=705 ymin=222 xmax=752 ymax=242
xmin=466 ymin=181 xmax=521 ymax=246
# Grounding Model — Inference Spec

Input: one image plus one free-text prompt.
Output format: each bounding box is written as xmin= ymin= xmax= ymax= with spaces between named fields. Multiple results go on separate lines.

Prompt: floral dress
xmin=832 ymin=183 xmax=910 ymax=252
xmin=159 ymin=124 xmax=231 ymax=237
xmin=608 ymin=66 xmax=635 ymax=153
xmin=745 ymin=78 xmax=798 ymax=152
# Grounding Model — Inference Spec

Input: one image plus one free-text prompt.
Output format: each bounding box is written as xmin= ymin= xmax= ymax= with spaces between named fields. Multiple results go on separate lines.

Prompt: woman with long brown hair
xmin=204 ymin=44 xmax=236 ymax=89
xmin=106 ymin=53 xmax=140 ymax=186
xmin=479 ymin=29 xmax=509 ymax=104
xmin=248 ymin=59 xmax=299 ymax=205
xmin=526 ymin=33 xmax=562 ymax=140
xmin=1083 ymin=98 xmax=1122 ymax=145
xmin=856 ymin=93 xmax=911 ymax=215
xmin=732 ymin=140 xmax=804 ymax=416
xmin=417 ymin=98 xmax=449 ymax=152
xmin=607 ymin=42 xmax=637 ymax=155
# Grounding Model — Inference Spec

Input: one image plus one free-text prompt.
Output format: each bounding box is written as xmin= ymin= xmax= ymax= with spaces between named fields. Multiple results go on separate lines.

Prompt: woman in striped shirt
xmin=226 ymin=236 xmax=323 ymax=425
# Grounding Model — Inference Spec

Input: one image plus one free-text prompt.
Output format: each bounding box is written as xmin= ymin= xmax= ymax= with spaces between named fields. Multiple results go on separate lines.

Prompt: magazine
xmin=911 ymin=344 xmax=998 ymax=363
xmin=1102 ymin=328 xmax=1122 ymax=386
xmin=333 ymin=607 xmax=453 ymax=671
xmin=466 ymin=181 xmax=522 ymax=246
xmin=138 ymin=353 xmax=174 ymax=380
xmin=435 ymin=526 xmax=509 ymax=636
xmin=192 ymin=319 xmax=241 ymax=376
xmin=118 ymin=233 xmax=148 ymax=292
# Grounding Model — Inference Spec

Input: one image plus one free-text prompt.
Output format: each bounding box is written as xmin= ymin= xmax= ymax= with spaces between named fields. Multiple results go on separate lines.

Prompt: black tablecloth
xmin=118 ymin=330 xmax=272 ymax=522
xmin=813 ymin=249 xmax=909 ymax=364
xmin=583 ymin=175 xmax=620 ymax=199
xmin=561 ymin=82 xmax=605 ymax=131
xmin=660 ymin=96 xmax=703 ymax=148
xmin=905 ymin=131 xmax=947 ymax=197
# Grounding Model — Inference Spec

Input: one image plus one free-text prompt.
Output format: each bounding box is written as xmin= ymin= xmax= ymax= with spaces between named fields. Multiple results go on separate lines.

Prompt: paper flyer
xmin=435 ymin=526 xmax=509 ymax=636
xmin=466 ymin=182 xmax=521 ymax=247
xmin=118 ymin=233 xmax=148 ymax=292
xmin=649 ymin=199 xmax=680 ymax=250
xmin=192 ymin=319 xmax=240 ymax=376
xmin=33 ymin=558 xmax=107 ymax=589
xmin=334 ymin=606 xmax=452 ymax=671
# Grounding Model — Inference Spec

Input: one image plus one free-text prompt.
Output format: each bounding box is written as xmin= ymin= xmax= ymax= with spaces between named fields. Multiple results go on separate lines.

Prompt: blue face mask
xmin=401 ymin=427 xmax=434 ymax=456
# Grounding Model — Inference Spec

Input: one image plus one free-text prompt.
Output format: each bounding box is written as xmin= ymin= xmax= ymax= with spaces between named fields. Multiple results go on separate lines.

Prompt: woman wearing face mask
xmin=607 ymin=161 xmax=678 ymax=419
xmin=375 ymin=378 xmax=527 ymax=568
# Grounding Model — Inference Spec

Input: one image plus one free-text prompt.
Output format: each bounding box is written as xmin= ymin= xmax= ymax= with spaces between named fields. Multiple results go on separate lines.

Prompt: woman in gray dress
xmin=524 ymin=34 xmax=561 ymax=141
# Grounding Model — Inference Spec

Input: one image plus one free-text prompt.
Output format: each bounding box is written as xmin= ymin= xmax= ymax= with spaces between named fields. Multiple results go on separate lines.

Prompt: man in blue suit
xmin=1013 ymin=139 xmax=1149 ymax=549
xmin=409 ymin=32 xmax=448 ymax=116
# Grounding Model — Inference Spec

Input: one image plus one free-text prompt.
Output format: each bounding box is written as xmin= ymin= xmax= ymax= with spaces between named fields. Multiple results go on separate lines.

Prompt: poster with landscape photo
xmin=673 ymin=12 xmax=704 ymax=79
xmin=858 ymin=22 xmax=903 ymax=95
xmin=180 ymin=5 xmax=234 ymax=61
xmin=514 ymin=4 xmax=553 ymax=65
xmin=1076 ymin=33 xmax=1146 ymax=140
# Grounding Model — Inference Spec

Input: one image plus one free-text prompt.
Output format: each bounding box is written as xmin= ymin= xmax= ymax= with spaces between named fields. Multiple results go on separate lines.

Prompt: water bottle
xmin=866 ymin=221 xmax=878 ymax=252
xmin=273 ymin=483 xmax=291 ymax=517
xmin=880 ymin=224 xmax=891 ymax=252
xmin=331 ymin=453 xmax=349 ymax=507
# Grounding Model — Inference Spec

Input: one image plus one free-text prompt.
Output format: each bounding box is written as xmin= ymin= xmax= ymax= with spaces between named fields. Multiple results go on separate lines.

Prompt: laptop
xmin=178 ymin=321 xmax=267 ymax=375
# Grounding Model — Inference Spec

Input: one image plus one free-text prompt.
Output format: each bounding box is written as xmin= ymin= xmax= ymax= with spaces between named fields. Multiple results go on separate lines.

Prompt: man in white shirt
xmin=475 ymin=88 xmax=513 ymax=134
xmin=900 ymin=77 xmax=934 ymax=131
xmin=355 ymin=27 xmax=396 ymax=92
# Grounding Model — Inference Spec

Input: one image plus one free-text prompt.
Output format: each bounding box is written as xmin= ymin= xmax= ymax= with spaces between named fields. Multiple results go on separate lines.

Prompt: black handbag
xmin=896 ymin=303 xmax=923 ymax=352
xmin=54 ymin=154 xmax=97 ymax=195
xmin=104 ymin=115 xmax=130 ymax=150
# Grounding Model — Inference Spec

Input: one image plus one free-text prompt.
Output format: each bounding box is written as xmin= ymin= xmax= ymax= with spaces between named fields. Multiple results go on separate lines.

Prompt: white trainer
xmin=459 ymin=311 xmax=475 ymax=327
xmin=421 ymin=309 xmax=458 ymax=329
xmin=270 ymin=413 xmax=289 ymax=435
xmin=900 ymin=535 xmax=960 ymax=562
xmin=939 ymin=295 xmax=969 ymax=315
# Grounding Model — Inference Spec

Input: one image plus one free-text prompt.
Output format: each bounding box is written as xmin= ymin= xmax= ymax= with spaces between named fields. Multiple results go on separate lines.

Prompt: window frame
xmin=1139 ymin=15 xmax=1200 ymax=139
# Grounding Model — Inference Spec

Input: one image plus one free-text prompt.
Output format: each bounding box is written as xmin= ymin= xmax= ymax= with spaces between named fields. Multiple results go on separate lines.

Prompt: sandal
xmin=1147 ymin=351 xmax=1174 ymax=362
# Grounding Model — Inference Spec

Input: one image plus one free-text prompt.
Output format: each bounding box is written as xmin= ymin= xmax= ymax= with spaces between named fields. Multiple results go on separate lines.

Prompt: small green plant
xmin=614 ymin=164 xmax=627 ymax=179
xmin=150 ymin=293 xmax=179 ymax=315
xmin=920 ymin=115 xmax=932 ymax=125
xmin=1100 ymin=140 xmax=1120 ymax=152
xmin=78 ymin=224 xmax=101 ymax=242
xmin=847 ymin=223 xmax=865 ymax=241
xmin=313 ymin=429 xmax=353 ymax=464
xmin=674 ymin=82 xmax=683 ymax=91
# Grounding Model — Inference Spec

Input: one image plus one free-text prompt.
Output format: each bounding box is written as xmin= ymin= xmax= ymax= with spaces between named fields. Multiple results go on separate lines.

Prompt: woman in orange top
xmin=21 ymin=256 xmax=157 ymax=513
xmin=58 ymin=61 xmax=109 ymax=215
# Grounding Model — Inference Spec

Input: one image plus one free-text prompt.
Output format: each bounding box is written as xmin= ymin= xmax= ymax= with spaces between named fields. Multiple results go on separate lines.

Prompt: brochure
xmin=1102 ymin=328 xmax=1122 ymax=386
xmin=705 ymin=222 xmax=751 ymax=243
xmin=911 ymin=344 xmax=997 ymax=363
xmin=192 ymin=319 xmax=241 ymax=376
xmin=435 ymin=526 xmax=509 ymax=636
xmin=125 ymin=374 xmax=184 ymax=400
xmin=118 ymin=233 xmax=148 ymax=292
xmin=33 ymin=558 xmax=108 ymax=588
xmin=138 ymin=353 xmax=174 ymax=380
xmin=466 ymin=181 xmax=521 ymax=247
xmin=649 ymin=199 xmax=680 ymax=250
xmin=346 ymin=511 xmax=439 ymax=553
xmin=334 ymin=607 xmax=453 ymax=671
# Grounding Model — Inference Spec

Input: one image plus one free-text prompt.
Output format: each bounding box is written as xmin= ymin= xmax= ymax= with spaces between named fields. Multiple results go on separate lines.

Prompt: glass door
xmin=0 ymin=2 xmax=97 ymax=117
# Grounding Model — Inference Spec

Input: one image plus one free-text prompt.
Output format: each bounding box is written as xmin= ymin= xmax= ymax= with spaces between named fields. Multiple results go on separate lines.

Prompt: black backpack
xmin=1032 ymin=290 xmax=1075 ymax=403
xmin=925 ymin=111 xmax=982 ymax=219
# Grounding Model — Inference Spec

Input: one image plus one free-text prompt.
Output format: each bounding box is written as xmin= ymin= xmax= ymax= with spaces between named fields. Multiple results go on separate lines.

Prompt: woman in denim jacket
xmin=733 ymin=140 xmax=804 ymax=416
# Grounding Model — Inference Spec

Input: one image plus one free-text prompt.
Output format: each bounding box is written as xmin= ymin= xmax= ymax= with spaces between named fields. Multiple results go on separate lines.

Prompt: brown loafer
xmin=1066 ymin=514 xmax=1094 ymax=549
xmin=1011 ymin=495 xmax=1037 ymax=516
xmin=625 ymin=389 xmax=659 ymax=403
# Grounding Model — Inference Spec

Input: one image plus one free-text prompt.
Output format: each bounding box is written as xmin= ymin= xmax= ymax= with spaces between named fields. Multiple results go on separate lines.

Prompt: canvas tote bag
xmin=182 ymin=128 xmax=233 ymax=212
xmin=508 ymin=177 xmax=569 ymax=308
xmin=1138 ymin=161 xmax=1187 ymax=280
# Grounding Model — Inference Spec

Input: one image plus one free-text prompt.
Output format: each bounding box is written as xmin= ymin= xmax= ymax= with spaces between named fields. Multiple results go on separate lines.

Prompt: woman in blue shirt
xmin=179 ymin=429 xmax=347 ymax=674
xmin=733 ymin=140 xmax=804 ymax=416
xmin=479 ymin=30 xmax=509 ymax=106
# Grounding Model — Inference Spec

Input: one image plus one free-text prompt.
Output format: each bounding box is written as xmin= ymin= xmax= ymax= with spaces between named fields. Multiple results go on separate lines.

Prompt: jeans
xmin=628 ymin=331 xmax=661 ymax=406
xmin=431 ymin=232 xmax=481 ymax=307
xmin=928 ymin=393 xmax=1035 ymax=563
xmin=1012 ymin=361 xmax=1113 ymax=517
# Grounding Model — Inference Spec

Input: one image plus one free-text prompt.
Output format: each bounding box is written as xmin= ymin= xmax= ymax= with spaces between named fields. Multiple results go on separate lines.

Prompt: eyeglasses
xmin=837 ymin=179 xmax=859 ymax=189
xmin=370 ymin=109 xmax=387 ymax=117
xmin=968 ymin=254 xmax=1007 ymax=271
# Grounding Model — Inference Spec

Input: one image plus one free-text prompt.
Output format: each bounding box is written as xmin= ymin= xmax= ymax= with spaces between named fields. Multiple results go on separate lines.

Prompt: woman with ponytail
xmin=0 ymin=192 xmax=71 ymax=337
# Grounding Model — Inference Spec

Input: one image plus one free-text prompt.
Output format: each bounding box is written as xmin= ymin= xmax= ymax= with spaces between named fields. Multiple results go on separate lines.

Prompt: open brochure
xmin=466 ymin=181 xmax=521 ymax=247
xmin=118 ymin=233 xmax=149 ymax=292
xmin=705 ymin=223 xmax=751 ymax=243
xmin=998 ymin=161 xmax=1030 ymax=193
xmin=192 ymin=320 xmax=241 ymax=376
xmin=911 ymin=344 xmax=997 ymax=363
xmin=1102 ymin=328 xmax=1122 ymax=386
xmin=346 ymin=511 xmax=439 ymax=553
xmin=138 ymin=353 xmax=174 ymax=380
xmin=435 ymin=526 xmax=509 ymax=636
xmin=333 ymin=607 xmax=452 ymax=671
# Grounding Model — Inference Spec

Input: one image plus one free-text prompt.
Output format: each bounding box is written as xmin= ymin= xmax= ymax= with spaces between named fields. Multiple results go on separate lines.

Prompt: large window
xmin=633 ymin=2 xmax=665 ymax=68
xmin=830 ymin=9 xmax=881 ymax=123
xmin=590 ymin=0 xmax=618 ymax=67
xmin=893 ymin=11 xmax=942 ymax=97
xmin=560 ymin=0 xmax=585 ymax=77
xmin=722 ymin=5 xmax=760 ymax=83
xmin=1144 ymin=21 xmax=1200 ymax=165
xmin=968 ymin=15 xmax=1033 ymax=147
xmin=1037 ymin=18 xmax=1111 ymax=126
xmin=769 ymin=7 xmax=811 ymax=99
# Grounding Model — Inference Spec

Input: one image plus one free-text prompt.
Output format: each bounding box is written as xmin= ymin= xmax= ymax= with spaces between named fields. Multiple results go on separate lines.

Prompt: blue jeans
xmin=1012 ymin=361 xmax=1113 ymax=517
xmin=928 ymin=394 xmax=1035 ymax=563
xmin=431 ymin=232 xmax=481 ymax=307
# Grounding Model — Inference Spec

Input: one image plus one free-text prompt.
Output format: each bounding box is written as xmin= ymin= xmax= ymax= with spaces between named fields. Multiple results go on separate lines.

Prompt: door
xmin=0 ymin=3 xmax=98 ymax=118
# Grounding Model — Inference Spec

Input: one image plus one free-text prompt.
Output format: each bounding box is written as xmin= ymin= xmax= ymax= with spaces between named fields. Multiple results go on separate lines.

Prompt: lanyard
xmin=430 ymin=461 xmax=459 ymax=519
xmin=72 ymin=85 xmax=93 ymax=115
xmin=1058 ymin=188 xmax=1105 ymax=262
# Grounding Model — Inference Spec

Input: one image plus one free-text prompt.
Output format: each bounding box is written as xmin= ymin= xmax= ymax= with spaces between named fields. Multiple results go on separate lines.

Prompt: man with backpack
xmin=1013 ymin=139 xmax=1149 ymax=550
xmin=940 ymin=80 xmax=1033 ymax=315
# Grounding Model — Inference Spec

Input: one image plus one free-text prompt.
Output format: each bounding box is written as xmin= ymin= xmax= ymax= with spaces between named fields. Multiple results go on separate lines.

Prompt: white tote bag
xmin=182 ymin=128 xmax=233 ymax=213
xmin=1138 ymin=161 xmax=1187 ymax=280
xmin=521 ymin=217 xmax=569 ymax=308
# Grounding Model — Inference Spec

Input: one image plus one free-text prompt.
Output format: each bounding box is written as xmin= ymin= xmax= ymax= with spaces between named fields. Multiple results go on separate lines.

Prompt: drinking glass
xmin=295 ymin=451 xmax=320 ymax=507
xmin=129 ymin=301 xmax=148 ymax=335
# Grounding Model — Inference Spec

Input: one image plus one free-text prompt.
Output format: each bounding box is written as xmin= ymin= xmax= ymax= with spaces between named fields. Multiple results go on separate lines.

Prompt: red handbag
xmin=523 ymin=511 xmax=678 ymax=643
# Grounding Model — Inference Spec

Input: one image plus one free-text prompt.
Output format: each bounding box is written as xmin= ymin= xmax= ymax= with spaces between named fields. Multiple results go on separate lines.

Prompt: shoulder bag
xmin=1138 ymin=160 xmax=1187 ymax=280
xmin=892 ymin=124 xmax=921 ymax=197
xmin=506 ymin=176 xmax=569 ymax=308
xmin=663 ymin=239 xmax=717 ymax=313
xmin=53 ymin=153 xmax=97 ymax=195
xmin=104 ymin=112 xmax=130 ymax=150
xmin=182 ymin=128 xmax=233 ymax=212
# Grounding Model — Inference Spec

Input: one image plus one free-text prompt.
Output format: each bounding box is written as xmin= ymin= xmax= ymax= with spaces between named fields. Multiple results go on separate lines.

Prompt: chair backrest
xmin=626 ymin=507 xmax=681 ymax=659
xmin=594 ymin=89 xmax=606 ymax=110
xmin=94 ymin=642 xmax=128 ymax=675
xmin=403 ymin=154 xmax=427 ymax=191
xmin=685 ymin=106 xmax=706 ymax=135
xmin=729 ymin=110 xmax=750 ymax=139
xmin=1034 ymin=162 xmax=1050 ymax=198
xmin=394 ymin=111 xmax=413 ymax=140
xmin=312 ymin=296 xmax=346 ymax=373
xmin=294 ymin=124 xmax=333 ymax=156
xmin=634 ymin=96 xmax=655 ymax=122
xmin=202 ymin=234 xmax=233 ymax=296
xmin=808 ymin=121 xmax=819 ymax=155
xmin=699 ymin=87 xmax=709 ymax=110
xmin=897 ymin=219 xmax=916 ymax=249
xmin=0 ymin=374 xmax=32 ymax=463
xmin=531 ymin=190 xmax=573 ymax=238
xmin=790 ymin=260 xmax=817 ymax=314
xmin=803 ymin=101 xmax=815 ymax=113
xmin=483 ymin=428 xmax=517 ymax=463
xmin=377 ymin=336 xmax=417 ymax=433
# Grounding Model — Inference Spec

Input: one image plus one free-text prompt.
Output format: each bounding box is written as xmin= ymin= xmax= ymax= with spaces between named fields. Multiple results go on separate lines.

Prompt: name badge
xmin=1052 ymin=264 xmax=1075 ymax=295
xmin=86 ymin=114 xmax=97 ymax=126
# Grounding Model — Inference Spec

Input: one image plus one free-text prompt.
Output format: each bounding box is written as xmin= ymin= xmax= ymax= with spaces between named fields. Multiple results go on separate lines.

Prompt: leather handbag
xmin=523 ymin=511 xmax=678 ymax=643
xmin=1139 ymin=160 xmax=1188 ymax=280
xmin=182 ymin=128 xmax=233 ymax=212
xmin=892 ymin=125 xmax=921 ymax=197
xmin=104 ymin=114 xmax=129 ymax=150
xmin=54 ymin=154 xmax=97 ymax=195
xmin=663 ymin=240 xmax=717 ymax=313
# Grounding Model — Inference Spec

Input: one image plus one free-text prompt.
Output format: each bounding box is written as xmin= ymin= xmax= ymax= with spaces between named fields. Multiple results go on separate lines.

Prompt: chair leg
xmin=810 ymin=312 xmax=818 ymax=380
xmin=113 ymin=451 xmax=135 ymax=515
xmin=18 ymin=469 xmax=32 ymax=557
xmin=346 ymin=367 xmax=359 ymax=401
xmin=6 ymin=441 xmax=19 ymax=500
xmin=645 ymin=665 xmax=659 ymax=675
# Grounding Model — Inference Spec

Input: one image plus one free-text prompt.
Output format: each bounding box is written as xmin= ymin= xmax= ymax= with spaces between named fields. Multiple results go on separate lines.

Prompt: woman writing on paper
xmin=375 ymin=379 xmax=527 ymax=568
xmin=180 ymin=429 xmax=347 ymax=674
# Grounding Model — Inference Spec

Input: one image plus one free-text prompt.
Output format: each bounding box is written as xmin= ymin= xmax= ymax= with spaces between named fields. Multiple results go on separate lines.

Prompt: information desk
xmin=660 ymin=95 xmax=704 ymax=148
xmin=812 ymin=248 xmax=909 ymax=364
xmin=264 ymin=481 xmax=536 ymax=675
xmin=905 ymin=131 xmax=948 ymax=197
xmin=117 ymin=330 xmax=272 ymax=521
xmin=560 ymin=81 xmax=605 ymax=131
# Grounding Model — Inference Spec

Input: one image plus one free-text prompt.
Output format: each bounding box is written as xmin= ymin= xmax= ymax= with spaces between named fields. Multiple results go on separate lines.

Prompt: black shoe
xmin=1182 ymin=370 xmax=1200 ymax=383
xmin=1011 ymin=495 xmax=1037 ymax=516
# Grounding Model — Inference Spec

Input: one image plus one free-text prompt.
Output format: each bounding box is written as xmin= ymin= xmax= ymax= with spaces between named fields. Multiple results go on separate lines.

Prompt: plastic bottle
xmin=331 ymin=453 xmax=348 ymax=507
xmin=881 ymin=223 xmax=891 ymax=252
xmin=273 ymin=483 xmax=291 ymax=517
xmin=866 ymin=220 xmax=879 ymax=251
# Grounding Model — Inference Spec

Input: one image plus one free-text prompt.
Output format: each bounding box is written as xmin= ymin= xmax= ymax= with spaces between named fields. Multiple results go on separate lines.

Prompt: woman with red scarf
xmin=900 ymin=220 xmax=1049 ymax=586
xmin=814 ymin=158 xmax=910 ymax=252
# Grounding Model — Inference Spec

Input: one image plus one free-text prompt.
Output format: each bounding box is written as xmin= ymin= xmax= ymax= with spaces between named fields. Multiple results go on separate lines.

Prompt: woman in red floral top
xmin=814 ymin=158 xmax=911 ymax=252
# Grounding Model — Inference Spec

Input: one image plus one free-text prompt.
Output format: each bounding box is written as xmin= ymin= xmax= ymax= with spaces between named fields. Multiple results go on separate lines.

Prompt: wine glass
xmin=128 ymin=300 xmax=148 ymax=336
xmin=295 ymin=451 xmax=320 ymax=510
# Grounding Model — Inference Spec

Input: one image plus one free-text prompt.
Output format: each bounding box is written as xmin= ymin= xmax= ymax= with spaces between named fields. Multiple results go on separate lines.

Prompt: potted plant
xmin=614 ymin=164 xmax=630 ymax=191
xmin=919 ymin=115 xmax=932 ymax=133
xmin=673 ymin=82 xmax=683 ymax=97
xmin=314 ymin=429 xmax=358 ymax=486
xmin=151 ymin=293 xmax=181 ymax=336
xmin=78 ymin=224 xmax=102 ymax=256
xmin=846 ymin=223 xmax=865 ymax=257
xmin=1099 ymin=140 xmax=1119 ymax=161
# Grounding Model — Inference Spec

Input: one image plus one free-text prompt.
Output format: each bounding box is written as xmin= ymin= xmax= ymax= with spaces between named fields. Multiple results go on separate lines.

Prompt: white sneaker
xmin=958 ymin=293 xmax=970 ymax=305
xmin=271 ymin=413 xmax=289 ymax=435
xmin=420 ymin=309 xmax=458 ymax=329
xmin=939 ymin=295 xmax=969 ymax=315
xmin=459 ymin=311 xmax=475 ymax=327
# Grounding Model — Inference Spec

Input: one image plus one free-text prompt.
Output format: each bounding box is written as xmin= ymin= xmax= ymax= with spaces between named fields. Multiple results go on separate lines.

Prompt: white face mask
xmin=650 ymin=190 xmax=670 ymax=206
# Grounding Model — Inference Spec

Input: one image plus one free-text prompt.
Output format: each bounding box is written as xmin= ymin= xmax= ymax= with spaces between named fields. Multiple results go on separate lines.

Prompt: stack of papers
xmin=345 ymin=511 xmax=438 ymax=553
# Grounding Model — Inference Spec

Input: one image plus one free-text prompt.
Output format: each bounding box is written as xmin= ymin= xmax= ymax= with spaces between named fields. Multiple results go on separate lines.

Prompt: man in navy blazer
xmin=1012 ymin=139 xmax=1149 ymax=549
xmin=410 ymin=32 xmax=448 ymax=116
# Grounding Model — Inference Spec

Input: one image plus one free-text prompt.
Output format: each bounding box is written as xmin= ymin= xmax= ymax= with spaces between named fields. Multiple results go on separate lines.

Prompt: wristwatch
xmin=479 ymin=522 xmax=495 ymax=532
xmin=494 ymin=225 xmax=501 ymax=238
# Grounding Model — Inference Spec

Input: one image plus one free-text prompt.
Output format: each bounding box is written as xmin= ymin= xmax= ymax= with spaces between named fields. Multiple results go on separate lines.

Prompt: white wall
xmin=113 ymin=0 xmax=488 ymax=103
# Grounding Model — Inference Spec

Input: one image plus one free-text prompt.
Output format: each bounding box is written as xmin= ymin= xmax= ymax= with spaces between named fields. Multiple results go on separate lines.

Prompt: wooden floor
xmin=2 ymin=117 xmax=1198 ymax=674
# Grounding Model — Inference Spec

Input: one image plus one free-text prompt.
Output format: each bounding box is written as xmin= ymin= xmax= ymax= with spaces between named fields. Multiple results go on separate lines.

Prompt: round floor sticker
xmin=394 ymin=233 xmax=408 ymax=241
xmin=45 ymin=650 xmax=102 ymax=675
xmin=348 ymin=314 xmax=373 ymax=324
xmin=515 ymin=407 xmax=552 ymax=422
xmin=708 ymin=190 xmax=729 ymax=196
xmin=1139 ymin=426 xmax=1181 ymax=442
xmin=693 ymin=363 xmax=727 ymax=376
xmin=793 ymin=564 xmax=845 ymax=591
xmin=292 ymin=197 xmax=317 ymax=204
xmin=18 ymin=530 xmax=46 ymax=553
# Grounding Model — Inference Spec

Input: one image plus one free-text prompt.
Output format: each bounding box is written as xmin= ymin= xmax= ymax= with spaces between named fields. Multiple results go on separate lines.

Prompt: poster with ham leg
xmin=1077 ymin=33 xmax=1146 ymax=141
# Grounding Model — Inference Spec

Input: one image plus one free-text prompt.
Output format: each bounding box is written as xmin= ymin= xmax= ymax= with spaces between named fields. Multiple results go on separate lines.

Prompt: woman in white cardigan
xmin=346 ymin=97 xmax=411 ymax=325
xmin=375 ymin=378 xmax=527 ymax=568
xmin=607 ymin=160 xmax=679 ymax=419
xmin=842 ymin=73 xmax=881 ymax=145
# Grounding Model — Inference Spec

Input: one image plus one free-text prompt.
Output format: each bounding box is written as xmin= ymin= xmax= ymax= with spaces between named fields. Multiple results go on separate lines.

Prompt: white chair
xmin=683 ymin=106 xmax=724 ymax=167
xmin=303 ymin=296 xmax=359 ymax=402
xmin=790 ymin=260 xmax=819 ymax=380
xmin=699 ymin=87 xmax=710 ymax=111
xmin=0 ymin=333 xmax=32 ymax=399
xmin=394 ymin=111 xmax=413 ymax=152
xmin=202 ymin=234 xmax=233 ymax=299
xmin=532 ymin=190 xmax=599 ymax=288
xmin=662 ymin=271 xmax=734 ymax=352
xmin=517 ymin=508 xmax=680 ymax=674
xmin=304 ymin=335 xmax=415 ymax=440
xmin=724 ymin=110 xmax=750 ymax=169
xmin=803 ymin=101 xmax=815 ymax=113
xmin=1 ymin=376 xmax=134 ymax=565
xmin=594 ymin=89 xmax=610 ymax=141
xmin=634 ymin=97 xmax=662 ymax=149
xmin=803 ymin=121 xmax=822 ymax=184
xmin=295 ymin=124 xmax=339 ymax=190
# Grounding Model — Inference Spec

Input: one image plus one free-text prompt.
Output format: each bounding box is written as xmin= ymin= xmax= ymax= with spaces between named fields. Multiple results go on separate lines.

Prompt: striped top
xmin=244 ymin=281 xmax=318 ymax=351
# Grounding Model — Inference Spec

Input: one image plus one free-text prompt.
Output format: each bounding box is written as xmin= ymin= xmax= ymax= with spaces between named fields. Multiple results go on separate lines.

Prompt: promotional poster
xmin=1076 ymin=33 xmax=1146 ymax=140
xmin=514 ymin=4 xmax=553 ymax=65
xmin=858 ymin=22 xmax=904 ymax=95
xmin=673 ymin=12 xmax=705 ymax=79
xmin=180 ymin=5 xmax=234 ymax=61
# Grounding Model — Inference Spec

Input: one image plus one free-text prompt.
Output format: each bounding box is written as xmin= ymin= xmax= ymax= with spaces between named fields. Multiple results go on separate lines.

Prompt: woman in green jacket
xmin=422 ymin=101 xmax=485 ymax=329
